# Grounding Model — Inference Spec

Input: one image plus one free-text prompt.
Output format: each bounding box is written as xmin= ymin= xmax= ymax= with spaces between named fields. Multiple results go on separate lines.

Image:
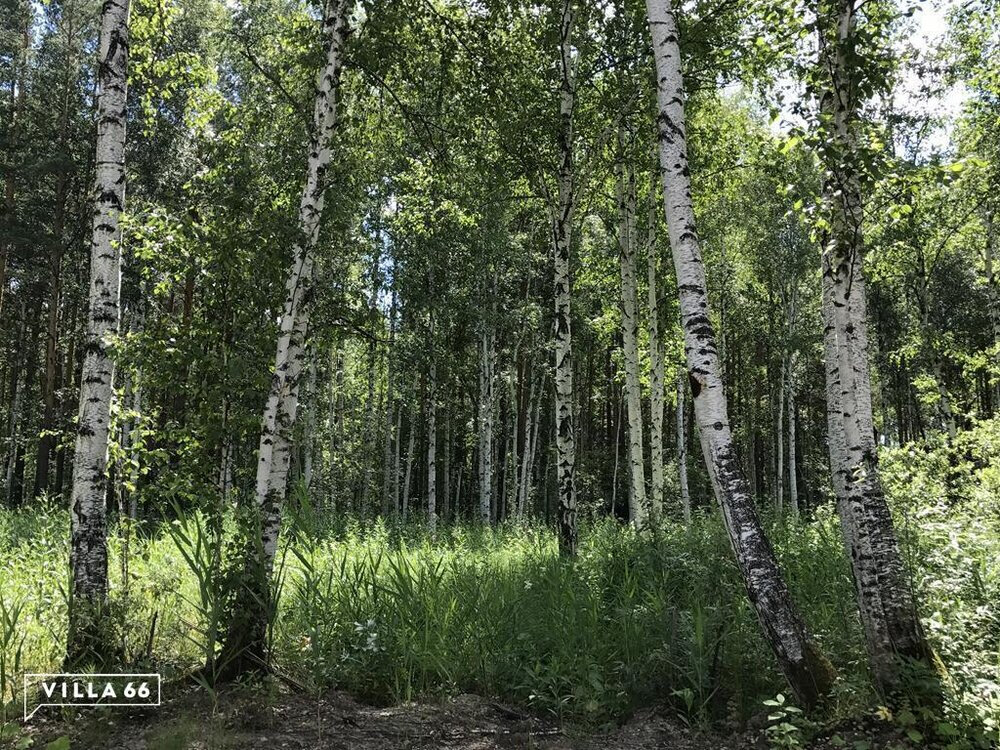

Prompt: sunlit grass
xmin=0 ymin=420 xmax=998 ymax=735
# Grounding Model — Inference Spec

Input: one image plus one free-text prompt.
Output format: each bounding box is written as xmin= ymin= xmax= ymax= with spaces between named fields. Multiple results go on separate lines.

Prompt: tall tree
xmin=552 ymin=0 xmax=577 ymax=555
xmin=816 ymin=0 xmax=935 ymax=694
xmin=616 ymin=127 xmax=647 ymax=527
xmin=66 ymin=0 xmax=130 ymax=666
xmin=644 ymin=0 xmax=834 ymax=706
xmin=220 ymin=0 xmax=351 ymax=677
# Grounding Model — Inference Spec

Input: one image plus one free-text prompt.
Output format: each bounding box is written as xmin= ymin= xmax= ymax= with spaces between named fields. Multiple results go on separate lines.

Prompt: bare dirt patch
xmin=18 ymin=686 xmax=898 ymax=749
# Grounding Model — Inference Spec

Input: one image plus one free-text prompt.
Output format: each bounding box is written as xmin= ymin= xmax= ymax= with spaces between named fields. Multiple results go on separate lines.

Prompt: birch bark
xmin=776 ymin=364 xmax=784 ymax=513
xmin=403 ymin=408 xmax=415 ymax=521
xmin=552 ymin=0 xmax=577 ymax=554
xmin=254 ymin=0 xmax=350 ymax=569
xmin=646 ymin=216 xmax=665 ymax=523
xmin=787 ymin=361 xmax=798 ymax=516
xmin=427 ymin=323 xmax=437 ymax=533
xmin=67 ymin=0 xmax=130 ymax=666
xmin=478 ymin=326 xmax=495 ymax=523
xmin=616 ymin=133 xmax=647 ymax=527
xmin=818 ymin=0 xmax=934 ymax=694
xmin=645 ymin=0 xmax=834 ymax=705
xmin=676 ymin=370 xmax=690 ymax=522
xmin=220 ymin=0 xmax=350 ymax=677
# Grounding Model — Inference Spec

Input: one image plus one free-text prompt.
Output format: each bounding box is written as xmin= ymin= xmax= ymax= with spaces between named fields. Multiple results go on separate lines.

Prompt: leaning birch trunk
xmin=676 ymin=369 xmax=690 ymax=522
xmin=646 ymin=217 xmax=665 ymax=524
xmin=818 ymin=0 xmax=934 ymax=695
xmin=645 ymin=0 xmax=834 ymax=706
xmin=616 ymin=134 xmax=647 ymax=527
xmin=220 ymin=0 xmax=350 ymax=678
xmin=67 ymin=0 xmax=130 ymax=666
xmin=552 ymin=0 xmax=578 ymax=555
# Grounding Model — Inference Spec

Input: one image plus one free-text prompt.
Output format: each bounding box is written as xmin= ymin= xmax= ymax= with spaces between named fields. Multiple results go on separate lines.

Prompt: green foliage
xmin=4 ymin=413 xmax=1000 ymax=740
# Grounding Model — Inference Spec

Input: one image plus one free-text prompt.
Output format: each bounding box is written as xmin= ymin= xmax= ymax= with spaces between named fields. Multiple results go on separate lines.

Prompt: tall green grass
xmin=0 ymin=419 xmax=997 ymax=736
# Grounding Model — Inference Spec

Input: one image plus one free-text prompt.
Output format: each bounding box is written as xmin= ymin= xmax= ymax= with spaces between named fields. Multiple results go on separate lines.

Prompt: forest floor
xmin=20 ymin=684 xmax=902 ymax=750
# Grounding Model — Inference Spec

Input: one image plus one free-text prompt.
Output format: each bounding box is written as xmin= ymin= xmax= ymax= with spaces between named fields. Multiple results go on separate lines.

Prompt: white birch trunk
xmin=253 ymin=0 xmax=350 ymax=577
xmin=676 ymin=369 xmax=690 ymax=522
xmin=517 ymin=372 xmax=536 ymax=517
xmin=552 ymin=0 xmax=577 ymax=554
xmin=68 ymin=0 xmax=130 ymax=663
xmin=646 ymin=0 xmax=833 ymax=706
xmin=646 ymin=213 xmax=665 ymax=523
xmin=220 ymin=0 xmax=351 ymax=677
xmin=403 ymin=407 xmax=415 ymax=522
xmin=776 ymin=363 xmax=784 ymax=513
xmin=616 ymin=134 xmax=647 ymax=527
xmin=427 ymin=337 xmax=437 ymax=533
xmin=393 ymin=406 xmax=402 ymax=514
xmin=303 ymin=359 xmax=317 ymax=490
xmin=787 ymin=360 xmax=798 ymax=516
xmin=442 ymin=411 xmax=451 ymax=523
xmin=478 ymin=327 xmax=495 ymax=523
xmin=818 ymin=0 xmax=932 ymax=693
xmin=381 ymin=294 xmax=397 ymax=516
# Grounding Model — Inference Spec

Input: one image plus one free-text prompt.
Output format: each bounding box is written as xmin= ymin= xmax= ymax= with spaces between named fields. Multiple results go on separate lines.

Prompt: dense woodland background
xmin=1 ymin=0 xmax=999 ymax=746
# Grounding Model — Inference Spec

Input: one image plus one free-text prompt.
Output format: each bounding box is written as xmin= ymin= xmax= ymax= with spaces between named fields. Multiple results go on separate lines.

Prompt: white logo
xmin=23 ymin=674 xmax=161 ymax=720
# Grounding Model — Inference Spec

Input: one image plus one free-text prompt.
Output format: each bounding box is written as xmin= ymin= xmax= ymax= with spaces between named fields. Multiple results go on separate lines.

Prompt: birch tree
xmin=616 ymin=128 xmax=647 ymax=527
xmin=645 ymin=0 xmax=834 ymax=705
xmin=220 ymin=0 xmax=351 ymax=677
xmin=552 ymin=0 xmax=577 ymax=555
xmin=816 ymin=0 xmax=934 ymax=694
xmin=646 ymin=207 xmax=665 ymax=523
xmin=676 ymin=369 xmax=690 ymax=521
xmin=478 ymin=324 xmax=495 ymax=523
xmin=66 ymin=0 xmax=130 ymax=666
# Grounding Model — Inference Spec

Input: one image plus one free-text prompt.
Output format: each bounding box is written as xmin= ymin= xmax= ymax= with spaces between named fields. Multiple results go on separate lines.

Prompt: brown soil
xmin=17 ymin=686 xmax=900 ymax=750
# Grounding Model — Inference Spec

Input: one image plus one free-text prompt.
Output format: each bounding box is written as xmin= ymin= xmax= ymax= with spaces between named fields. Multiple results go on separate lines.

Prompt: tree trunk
xmin=478 ymin=326 xmax=495 ymax=523
xmin=442 ymin=410 xmax=451 ymax=523
xmin=427 ymin=327 xmax=437 ymax=533
xmin=302 ymin=359 xmax=317 ymax=490
xmin=392 ymin=405 xmax=402 ymax=514
xmin=676 ymin=369 xmax=690 ymax=522
xmin=4 ymin=301 xmax=28 ymax=505
xmin=787 ymin=361 xmax=798 ymax=516
xmin=0 ymin=18 xmax=30 ymax=321
xmin=10 ymin=294 xmax=43 ymax=508
xmin=818 ymin=0 xmax=934 ymax=695
xmin=552 ymin=0 xmax=577 ymax=555
xmin=67 ymin=0 xmax=130 ymax=667
xmin=646 ymin=207 xmax=665 ymax=523
xmin=776 ymin=362 xmax=784 ymax=513
xmin=381 ymin=290 xmax=397 ymax=515
xmin=985 ymin=210 xmax=1000 ymax=407
xmin=645 ymin=0 xmax=834 ymax=707
xmin=616 ymin=130 xmax=647 ymax=527
xmin=220 ymin=0 xmax=351 ymax=678
xmin=517 ymin=371 xmax=536 ymax=517
xmin=402 ymin=407 xmax=416 ymax=522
